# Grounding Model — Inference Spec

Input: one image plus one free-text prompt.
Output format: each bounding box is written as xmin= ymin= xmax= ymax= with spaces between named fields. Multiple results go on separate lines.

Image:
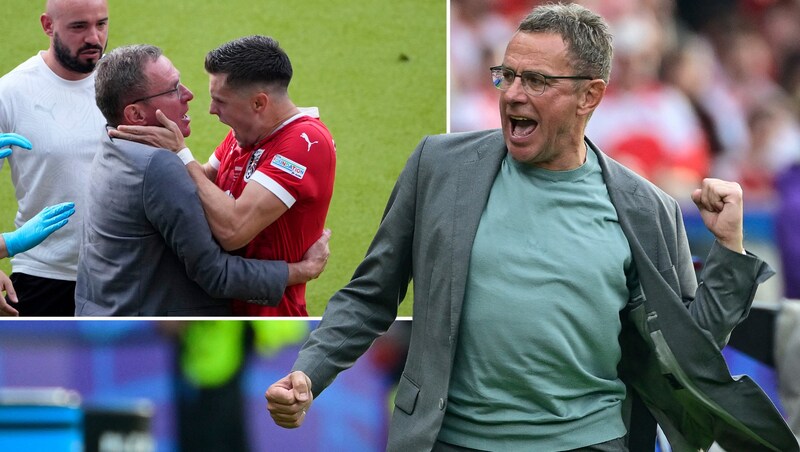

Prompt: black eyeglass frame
xmin=130 ymin=82 xmax=181 ymax=104
xmin=490 ymin=65 xmax=594 ymax=96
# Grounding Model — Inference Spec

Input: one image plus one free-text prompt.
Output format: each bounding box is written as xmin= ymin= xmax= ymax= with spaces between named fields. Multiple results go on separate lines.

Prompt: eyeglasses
xmin=490 ymin=66 xmax=593 ymax=96
xmin=131 ymin=81 xmax=182 ymax=104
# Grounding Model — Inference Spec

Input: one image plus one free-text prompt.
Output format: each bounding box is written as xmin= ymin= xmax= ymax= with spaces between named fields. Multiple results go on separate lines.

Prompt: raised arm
xmin=682 ymin=178 xmax=774 ymax=348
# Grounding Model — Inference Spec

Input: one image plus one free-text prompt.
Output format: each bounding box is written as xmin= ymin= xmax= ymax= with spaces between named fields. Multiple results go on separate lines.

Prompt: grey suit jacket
xmin=294 ymin=130 xmax=797 ymax=451
xmin=75 ymin=137 xmax=287 ymax=316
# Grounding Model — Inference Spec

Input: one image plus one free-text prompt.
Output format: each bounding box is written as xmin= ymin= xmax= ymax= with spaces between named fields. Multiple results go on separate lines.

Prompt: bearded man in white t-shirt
xmin=0 ymin=0 xmax=108 ymax=316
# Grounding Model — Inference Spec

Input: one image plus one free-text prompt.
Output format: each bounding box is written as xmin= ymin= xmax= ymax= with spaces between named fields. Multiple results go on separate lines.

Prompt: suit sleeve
xmin=291 ymin=137 xmax=423 ymax=396
xmin=142 ymin=150 xmax=289 ymax=302
xmin=675 ymin=199 xmax=775 ymax=349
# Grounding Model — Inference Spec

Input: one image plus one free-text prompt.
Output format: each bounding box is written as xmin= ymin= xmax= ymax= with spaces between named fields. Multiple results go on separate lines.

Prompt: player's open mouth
xmin=510 ymin=115 xmax=537 ymax=138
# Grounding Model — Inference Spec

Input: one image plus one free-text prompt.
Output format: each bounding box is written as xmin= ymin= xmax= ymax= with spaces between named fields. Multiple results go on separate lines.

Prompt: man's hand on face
xmin=109 ymin=110 xmax=186 ymax=152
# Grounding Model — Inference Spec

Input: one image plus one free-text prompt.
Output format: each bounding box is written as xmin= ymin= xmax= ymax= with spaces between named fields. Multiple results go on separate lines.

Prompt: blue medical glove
xmin=0 ymin=133 xmax=32 ymax=159
xmin=2 ymin=202 xmax=76 ymax=257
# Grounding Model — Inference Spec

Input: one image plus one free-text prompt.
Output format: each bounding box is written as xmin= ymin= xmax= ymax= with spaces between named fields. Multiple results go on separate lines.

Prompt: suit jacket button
xmin=438 ymin=398 xmax=445 ymax=410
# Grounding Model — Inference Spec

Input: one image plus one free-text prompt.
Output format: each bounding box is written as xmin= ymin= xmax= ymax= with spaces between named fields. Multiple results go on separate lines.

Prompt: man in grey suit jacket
xmin=266 ymin=4 xmax=796 ymax=451
xmin=75 ymin=44 xmax=329 ymax=316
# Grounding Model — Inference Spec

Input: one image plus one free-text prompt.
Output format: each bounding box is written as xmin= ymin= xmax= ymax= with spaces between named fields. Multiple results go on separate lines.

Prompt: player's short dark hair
xmin=205 ymin=35 xmax=292 ymax=93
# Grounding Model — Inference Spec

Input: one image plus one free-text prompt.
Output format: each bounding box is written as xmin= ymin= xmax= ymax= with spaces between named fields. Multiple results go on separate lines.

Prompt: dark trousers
xmin=9 ymin=273 xmax=76 ymax=316
xmin=175 ymin=370 xmax=249 ymax=452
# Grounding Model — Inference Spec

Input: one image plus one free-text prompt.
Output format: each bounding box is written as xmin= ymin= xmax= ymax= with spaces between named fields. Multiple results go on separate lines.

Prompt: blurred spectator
xmin=781 ymin=51 xmax=800 ymax=112
xmin=744 ymin=94 xmax=800 ymax=200
xmin=760 ymin=1 xmax=800 ymax=79
xmin=585 ymin=9 xmax=711 ymax=201
xmin=720 ymin=27 xmax=783 ymax=117
xmin=450 ymin=0 xmax=512 ymax=132
xmin=661 ymin=35 xmax=750 ymax=182
xmin=776 ymin=162 xmax=800 ymax=299
xmin=161 ymin=321 xmax=308 ymax=452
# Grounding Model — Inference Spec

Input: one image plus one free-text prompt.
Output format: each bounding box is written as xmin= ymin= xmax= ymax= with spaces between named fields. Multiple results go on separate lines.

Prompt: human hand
xmin=691 ymin=178 xmax=745 ymax=254
xmin=265 ymin=371 xmax=313 ymax=428
xmin=2 ymin=202 xmax=76 ymax=257
xmin=0 ymin=271 xmax=19 ymax=316
xmin=287 ymin=229 xmax=331 ymax=285
xmin=109 ymin=110 xmax=186 ymax=152
xmin=0 ymin=132 xmax=32 ymax=159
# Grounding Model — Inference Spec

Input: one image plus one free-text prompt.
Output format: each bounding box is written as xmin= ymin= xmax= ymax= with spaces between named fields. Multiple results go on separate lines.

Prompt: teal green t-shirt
xmin=438 ymin=149 xmax=632 ymax=451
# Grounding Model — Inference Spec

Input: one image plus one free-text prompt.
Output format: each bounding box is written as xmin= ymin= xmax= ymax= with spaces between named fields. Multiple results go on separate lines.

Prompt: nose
xmin=503 ymin=75 xmax=528 ymax=103
xmin=180 ymin=84 xmax=194 ymax=103
xmin=85 ymin=26 xmax=103 ymax=46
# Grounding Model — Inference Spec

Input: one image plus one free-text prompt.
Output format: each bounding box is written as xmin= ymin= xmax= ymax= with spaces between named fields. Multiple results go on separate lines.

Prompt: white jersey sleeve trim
xmin=208 ymin=153 xmax=221 ymax=170
xmin=250 ymin=171 xmax=296 ymax=208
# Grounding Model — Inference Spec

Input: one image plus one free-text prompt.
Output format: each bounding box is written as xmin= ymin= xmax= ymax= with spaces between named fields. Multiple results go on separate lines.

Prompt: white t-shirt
xmin=0 ymin=52 xmax=106 ymax=280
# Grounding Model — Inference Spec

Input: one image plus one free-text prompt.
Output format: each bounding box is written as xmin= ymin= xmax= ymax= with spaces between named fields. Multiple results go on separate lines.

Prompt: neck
xmin=251 ymin=101 xmax=300 ymax=145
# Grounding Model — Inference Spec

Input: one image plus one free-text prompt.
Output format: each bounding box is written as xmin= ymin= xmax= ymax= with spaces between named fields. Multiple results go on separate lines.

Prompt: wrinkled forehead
xmin=503 ymin=32 xmax=572 ymax=71
xmin=143 ymin=55 xmax=179 ymax=88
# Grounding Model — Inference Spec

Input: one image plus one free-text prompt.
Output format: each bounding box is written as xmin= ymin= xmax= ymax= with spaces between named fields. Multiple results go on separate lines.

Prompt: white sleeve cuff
xmin=208 ymin=153 xmax=221 ymax=170
xmin=176 ymin=147 xmax=195 ymax=165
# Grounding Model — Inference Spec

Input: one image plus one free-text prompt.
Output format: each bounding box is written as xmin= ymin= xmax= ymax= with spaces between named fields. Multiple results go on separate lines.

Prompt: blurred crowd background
xmin=0 ymin=321 xmax=412 ymax=452
xmin=451 ymin=0 xmax=800 ymax=301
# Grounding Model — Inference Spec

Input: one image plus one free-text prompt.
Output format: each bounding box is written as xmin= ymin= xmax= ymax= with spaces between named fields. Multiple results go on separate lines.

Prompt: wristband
xmin=176 ymin=147 xmax=195 ymax=165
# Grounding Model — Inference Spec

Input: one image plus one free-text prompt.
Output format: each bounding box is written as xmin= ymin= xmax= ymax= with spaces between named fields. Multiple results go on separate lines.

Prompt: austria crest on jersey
xmin=243 ymin=149 xmax=266 ymax=182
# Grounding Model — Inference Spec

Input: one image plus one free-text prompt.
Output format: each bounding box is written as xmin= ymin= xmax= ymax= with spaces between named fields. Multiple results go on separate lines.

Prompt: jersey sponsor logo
xmin=271 ymin=154 xmax=306 ymax=179
xmin=300 ymin=132 xmax=318 ymax=152
xmin=244 ymin=148 xmax=266 ymax=182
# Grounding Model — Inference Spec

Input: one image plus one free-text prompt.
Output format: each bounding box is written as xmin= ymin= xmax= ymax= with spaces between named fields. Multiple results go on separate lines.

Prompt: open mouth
xmin=510 ymin=115 xmax=537 ymax=138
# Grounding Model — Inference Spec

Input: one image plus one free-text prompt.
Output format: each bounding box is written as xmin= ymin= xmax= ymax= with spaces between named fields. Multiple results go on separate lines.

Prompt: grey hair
xmin=95 ymin=44 xmax=163 ymax=126
xmin=518 ymin=2 xmax=613 ymax=83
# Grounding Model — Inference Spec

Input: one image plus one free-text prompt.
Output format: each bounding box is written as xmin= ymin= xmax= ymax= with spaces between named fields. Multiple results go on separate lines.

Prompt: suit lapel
xmin=593 ymin=140 xmax=662 ymax=268
xmin=449 ymin=132 xmax=506 ymax=335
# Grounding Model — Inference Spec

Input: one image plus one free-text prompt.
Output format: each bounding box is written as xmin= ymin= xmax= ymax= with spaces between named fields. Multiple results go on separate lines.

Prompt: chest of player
xmin=216 ymin=140 xmax=289 ymax=198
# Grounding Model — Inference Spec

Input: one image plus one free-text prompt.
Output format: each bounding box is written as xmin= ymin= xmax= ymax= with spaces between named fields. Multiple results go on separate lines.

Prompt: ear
xmin=577 ymin=79 xmax=606 ymax=117
xmin=41 ymin=14 xmax=54 ymax=37
xmin=122 ymin=104 xmax=148 ymax=125
xmin=252 ymin=91 xmax=270 ymax=113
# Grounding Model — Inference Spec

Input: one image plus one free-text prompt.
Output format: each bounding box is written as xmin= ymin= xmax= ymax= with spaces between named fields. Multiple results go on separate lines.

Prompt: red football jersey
xmin=211 ymin=110 xmax=336 ymax=316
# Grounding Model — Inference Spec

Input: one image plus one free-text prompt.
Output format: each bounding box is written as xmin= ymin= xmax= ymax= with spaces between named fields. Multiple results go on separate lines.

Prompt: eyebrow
xmin=66 ymin=16 xmax=109 ymax=27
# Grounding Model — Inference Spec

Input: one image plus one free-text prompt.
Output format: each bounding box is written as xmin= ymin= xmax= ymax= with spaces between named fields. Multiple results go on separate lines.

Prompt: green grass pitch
xmin=0 ymin=0 xmax=446 ymax=316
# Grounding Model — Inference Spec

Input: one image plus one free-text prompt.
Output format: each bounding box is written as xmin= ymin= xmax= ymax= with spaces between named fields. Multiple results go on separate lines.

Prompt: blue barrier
xmin=0 ymin=388 xmax=83 ymax=452
xmin=683 ymin=206 xmax=775 ymax=244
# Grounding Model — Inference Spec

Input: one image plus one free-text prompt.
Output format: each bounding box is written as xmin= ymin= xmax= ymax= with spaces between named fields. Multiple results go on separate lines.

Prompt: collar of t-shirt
xmin=244 ymin=106 xmax=320 ymax=152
